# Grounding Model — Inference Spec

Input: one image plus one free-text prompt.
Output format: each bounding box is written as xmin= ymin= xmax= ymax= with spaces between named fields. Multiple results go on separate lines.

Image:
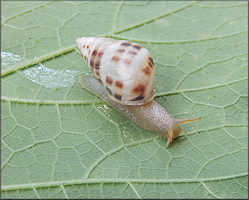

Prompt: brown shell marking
xmin=142 ymin=66 xmax=151 ymax=75
xmin=128 ymin=51 xmax=137 ymax=56
xmin=112 ymin=56 xmax=120 ymax=63
xmin=114 ymin=94 xmax=122 ymax=100
xmin=106 ymin=76 xmax=113 ymax=85
xmin=117 ymin=49 xmax=125 ymax=53
xmin=121 ymin=42 xmax=131 ymax=46
xmin=133 ymin=45 xmax=141 ymax=50
xmin=98 ymin=51 xmax=104 ymax=58
xmin=89 ymin=47 xmax=105 ymax=78
xmin=148 ymin=57 xmax=154 ymax=68
xmin=130 ymin=84 xmax=147 ymax=102
xmin=90 ymin=59 xmax=94 ymax=68
xmin=95 ymin=61 xmax=100 ymax=69
xmin=94 ymin=51 xmax=104 ymax=70
xmin=133 ymin=84 xmax=146 ymax=93
xmin=92 ymin=50 xmax=97 ymax=56
xmin=130 ymin=94 xmax=145 ymax=101
xmin=121 ymin=42 xmax=142 ymax=51
xmin=90 ymin=50 xmax=98 ymax=68
xmin=115 ymin=80 xmax=123 ymax=89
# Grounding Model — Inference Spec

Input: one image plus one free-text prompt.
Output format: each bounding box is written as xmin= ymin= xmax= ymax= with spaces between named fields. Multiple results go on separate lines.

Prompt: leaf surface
xmin=1 ymin=1 xmax=248 ymax=199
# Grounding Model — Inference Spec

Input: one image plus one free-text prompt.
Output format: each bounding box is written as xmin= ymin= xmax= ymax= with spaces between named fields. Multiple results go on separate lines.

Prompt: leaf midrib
xmin=2 ymin=172 xmax=247 ymax=191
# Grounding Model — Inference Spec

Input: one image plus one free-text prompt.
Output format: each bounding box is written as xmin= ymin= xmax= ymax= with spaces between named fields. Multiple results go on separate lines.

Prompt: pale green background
xmin=1 ymin=1 xmax=248 ymax=199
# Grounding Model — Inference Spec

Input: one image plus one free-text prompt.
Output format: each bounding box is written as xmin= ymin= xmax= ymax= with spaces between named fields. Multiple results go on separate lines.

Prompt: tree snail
xmin=76 ymin=37 xmax=201 ymax=147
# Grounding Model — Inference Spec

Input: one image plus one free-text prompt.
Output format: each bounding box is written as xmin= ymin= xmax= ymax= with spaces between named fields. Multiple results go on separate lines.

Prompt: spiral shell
xmin=76 ymin=37 xmax=155 ymax=105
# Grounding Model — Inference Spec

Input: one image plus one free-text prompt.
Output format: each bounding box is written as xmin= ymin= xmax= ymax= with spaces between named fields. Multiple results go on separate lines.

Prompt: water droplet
xmin=1 ymin=51 xmax=23 ymax=70
xmin=20 ymin=64 xmax=81 ymax=89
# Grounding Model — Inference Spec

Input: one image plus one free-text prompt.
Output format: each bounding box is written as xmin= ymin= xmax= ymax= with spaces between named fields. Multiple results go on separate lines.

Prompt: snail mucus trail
xmin=76 ymin=37 xmax=201 ymax=147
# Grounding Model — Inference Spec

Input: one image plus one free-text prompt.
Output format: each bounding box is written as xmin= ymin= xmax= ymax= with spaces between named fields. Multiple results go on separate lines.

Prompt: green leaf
xmin=1 ymin=1 xmax=248 ymax=199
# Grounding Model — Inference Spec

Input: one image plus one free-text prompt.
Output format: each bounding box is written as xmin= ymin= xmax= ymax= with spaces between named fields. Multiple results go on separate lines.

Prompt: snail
xmin=76 ymin=37 xmax=201 ymax=147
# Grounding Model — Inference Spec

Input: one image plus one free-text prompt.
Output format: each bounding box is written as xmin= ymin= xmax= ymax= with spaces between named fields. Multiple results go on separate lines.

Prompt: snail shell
xmin=76 ymin=37 xmax=201 ymax=147
xmin=76 ymin=37 xmax=154 ymax=105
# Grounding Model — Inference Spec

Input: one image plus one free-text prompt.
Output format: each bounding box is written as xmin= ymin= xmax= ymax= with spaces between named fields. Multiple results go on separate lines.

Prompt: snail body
xmin=76 ymin=37 xmax=201 ymax=147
